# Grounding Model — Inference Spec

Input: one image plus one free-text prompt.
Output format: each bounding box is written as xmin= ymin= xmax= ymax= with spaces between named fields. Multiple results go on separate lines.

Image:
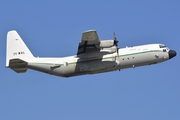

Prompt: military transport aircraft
xmin=6 ymin=30 xmax=177 ymax=77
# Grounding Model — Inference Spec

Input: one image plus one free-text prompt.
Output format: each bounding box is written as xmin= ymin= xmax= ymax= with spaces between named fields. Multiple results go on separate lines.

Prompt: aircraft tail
xmin=6 ymin=30 xmax=34 ymax=72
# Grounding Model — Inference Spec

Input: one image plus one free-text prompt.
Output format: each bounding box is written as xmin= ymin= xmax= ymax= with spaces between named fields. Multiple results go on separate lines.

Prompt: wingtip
xmin=8 ymin=30 xmax=17 ymax=33
xmin=84 ymin=29 xmax=96 ymax=32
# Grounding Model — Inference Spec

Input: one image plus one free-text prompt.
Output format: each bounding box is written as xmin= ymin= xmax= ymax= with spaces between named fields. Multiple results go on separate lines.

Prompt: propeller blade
xmin=113 ymin=32 xmax=120 ymax=58
xmin=113 ymin=32 xmax=118 ymax=46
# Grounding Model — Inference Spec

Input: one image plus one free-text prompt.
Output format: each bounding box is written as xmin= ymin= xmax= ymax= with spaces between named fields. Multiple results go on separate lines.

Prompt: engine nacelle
xmin=97 ymin=40 xmax=114 ymax=48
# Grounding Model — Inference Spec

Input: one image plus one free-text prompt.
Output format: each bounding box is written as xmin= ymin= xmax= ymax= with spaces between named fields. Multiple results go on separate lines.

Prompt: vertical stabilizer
xmin=6 ymin=30 xmax=34 ymax=67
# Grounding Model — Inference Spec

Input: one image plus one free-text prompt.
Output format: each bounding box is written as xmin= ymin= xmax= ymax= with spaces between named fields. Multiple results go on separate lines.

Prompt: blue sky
xmin=0 ymin=0 xmax=179 ymax=120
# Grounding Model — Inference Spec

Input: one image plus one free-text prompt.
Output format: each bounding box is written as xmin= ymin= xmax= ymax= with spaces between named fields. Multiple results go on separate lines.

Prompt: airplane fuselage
xmin=27 ymin=44 xmax=172 ymax=77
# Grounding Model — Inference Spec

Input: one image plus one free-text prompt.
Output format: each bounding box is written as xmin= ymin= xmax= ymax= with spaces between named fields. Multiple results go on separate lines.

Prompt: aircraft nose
xmin=169 ymin=50 xmax=177 ymax=59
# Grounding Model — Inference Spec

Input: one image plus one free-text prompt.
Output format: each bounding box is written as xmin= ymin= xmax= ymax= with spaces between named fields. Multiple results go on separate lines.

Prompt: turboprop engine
xmin=96 ymin=40 xmax=114 ymax=48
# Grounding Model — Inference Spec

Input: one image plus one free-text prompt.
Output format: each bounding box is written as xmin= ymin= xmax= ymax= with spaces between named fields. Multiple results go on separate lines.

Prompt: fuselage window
xmin=163 ymin=49 xmax=166 ymax=52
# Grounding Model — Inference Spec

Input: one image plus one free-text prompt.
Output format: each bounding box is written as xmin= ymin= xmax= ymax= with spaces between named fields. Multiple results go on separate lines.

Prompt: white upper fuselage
xmin=27 ymin=44 xmax=170 ymax=77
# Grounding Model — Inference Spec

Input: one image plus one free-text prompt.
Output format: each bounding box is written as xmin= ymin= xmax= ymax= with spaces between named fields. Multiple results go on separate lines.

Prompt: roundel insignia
xmin=64 ymin=62 xmax=68 ymax=66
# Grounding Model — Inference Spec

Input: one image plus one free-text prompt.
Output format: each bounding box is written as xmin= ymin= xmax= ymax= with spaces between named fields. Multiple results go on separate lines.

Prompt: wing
xmin=77 ymin=30 xmax=100 ymax=55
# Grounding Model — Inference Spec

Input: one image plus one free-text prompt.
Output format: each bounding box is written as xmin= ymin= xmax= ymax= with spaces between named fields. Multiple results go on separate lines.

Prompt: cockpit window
xmin=163 ymin=49 xmax=166 ymax=52
xmin=159 ymin=45 xmax=166 ymax=48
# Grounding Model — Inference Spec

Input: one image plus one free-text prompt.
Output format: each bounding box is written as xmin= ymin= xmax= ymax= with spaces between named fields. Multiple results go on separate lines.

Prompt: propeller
xmin=113 ymin=32 xmax=120 ymax=58
xmin=114 ymin=32 xmax=118 ymax=46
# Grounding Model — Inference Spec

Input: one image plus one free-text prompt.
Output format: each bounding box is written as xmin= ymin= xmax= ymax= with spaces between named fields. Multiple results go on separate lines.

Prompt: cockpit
xmin=159 ymin=44 xmax=170 ymax=52
xmin=159 ymin=44 xmax=167 ymax=48
xmin=158 ymin=44 xmax=177 ymax=59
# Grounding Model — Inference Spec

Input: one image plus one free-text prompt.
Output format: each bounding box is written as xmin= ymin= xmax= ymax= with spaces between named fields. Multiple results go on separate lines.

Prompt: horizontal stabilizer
xmin=9 ymin=59 xmax=28 ymax=73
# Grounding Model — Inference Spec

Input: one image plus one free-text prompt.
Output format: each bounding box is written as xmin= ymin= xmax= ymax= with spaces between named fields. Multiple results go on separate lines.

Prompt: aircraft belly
xmin=27 ymin=63 xmax=52 ymax=74
xmin=89 ymin=61 xmax=116 ymax=72
xmin=27 ymin=63 xmax=75 ymax=77
xmin=77 ymin=60 xmax=117 ymax=74
xmin=59 ymin=65 xmax=76 ymax=77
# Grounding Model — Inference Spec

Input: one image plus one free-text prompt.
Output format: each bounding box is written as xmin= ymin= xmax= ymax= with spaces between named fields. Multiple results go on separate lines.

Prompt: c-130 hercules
xmin=6 ymin=30 xmax=177 ymax=77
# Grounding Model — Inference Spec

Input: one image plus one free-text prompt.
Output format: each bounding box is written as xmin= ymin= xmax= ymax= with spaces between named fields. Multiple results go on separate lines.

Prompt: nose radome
xmin=169 ymin=50 xmax=177 ymax=59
